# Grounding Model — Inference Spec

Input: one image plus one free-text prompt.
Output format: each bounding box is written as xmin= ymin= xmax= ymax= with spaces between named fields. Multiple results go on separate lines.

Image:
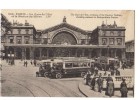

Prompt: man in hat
xmin=120 ymin=78 xmax=128 ymax=97
xmin=97 ymin=73 xmax=103 ymax=93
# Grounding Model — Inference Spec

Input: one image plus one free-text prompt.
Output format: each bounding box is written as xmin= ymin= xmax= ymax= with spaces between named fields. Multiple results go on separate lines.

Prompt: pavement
xmin=78 ymin=81 xmax=107 ymax=97
xmin=0 ymin=59 xmax=134 ymax=97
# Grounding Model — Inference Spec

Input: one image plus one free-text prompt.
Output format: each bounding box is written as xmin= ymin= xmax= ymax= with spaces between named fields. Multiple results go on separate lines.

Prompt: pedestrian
xmin=106 ymin=80 xmax=114 ymax=97
xmin=34 ymin=60 xmax=36 ymax=66
xmin=120 ymin=79 xmax=128 ymax=97
xmin=25 ymin=61 xmax=28 ymax=67
xmin=26 ymin=61 xmax=28 ymax=67
xmin=97 ymin=73 xmax=103 ymax=93
xmin=94 ymin=77 xmax=99 ymax=92
xmin=85 ymin=71 xmax=91 ymax=85
xmin=23 ymin=60 xmax=25 ymax=66
xmin=115 ymin=69 xmax=120 ymax=76
xmin=94 ymin=66 xmax=98 ymax=75
xmin=91 ymin=75 xmax=96 ymax=90
xmin=106 ymin=74 xmax=113 ymax=83
xmin=111 ymin=69 xmax=114 ymax=76
xmin=105 ymin=74 xmax=113 ymax=95
xmin=30 ymin=60 xmax=32 ymax=65
xmin=122 ymin=62 xmax=126 ymax=70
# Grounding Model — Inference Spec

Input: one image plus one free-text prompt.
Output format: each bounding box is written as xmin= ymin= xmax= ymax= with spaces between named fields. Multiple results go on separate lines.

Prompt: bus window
xmin=81 ymin=62 xmax=87 ymax=67
xmin=53 ymin=63 xmax=63 ymax=70
xmin=87 ymin=63 xmax=90 ymax=67
xmin=73 ymin=62 xmax=79 ymax=67
xmin=65 ymin=63 xmax=72 ymax=68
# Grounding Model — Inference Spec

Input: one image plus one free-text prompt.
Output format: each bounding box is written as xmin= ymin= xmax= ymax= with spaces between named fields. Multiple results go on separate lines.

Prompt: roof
xmin=43 ymin=22 xmax=87 ymax=34
xmin=125 ymin=40 xmax=134 ymax=44
xmin=97 ymin=26 xmax=125 ymax=31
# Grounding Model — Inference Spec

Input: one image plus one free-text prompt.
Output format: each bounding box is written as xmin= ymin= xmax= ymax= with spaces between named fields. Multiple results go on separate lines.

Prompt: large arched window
xmin=52 ymin=31 xmax=77 ymax=45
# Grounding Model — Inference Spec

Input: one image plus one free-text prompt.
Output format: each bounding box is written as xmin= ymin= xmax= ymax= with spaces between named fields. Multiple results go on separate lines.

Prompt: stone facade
xmin=2 ymin=17 xmax=126 ymax=60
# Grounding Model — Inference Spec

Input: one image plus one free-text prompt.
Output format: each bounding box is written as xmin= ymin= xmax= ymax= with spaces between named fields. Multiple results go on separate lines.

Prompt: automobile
xmin=36 ymin=60 xmax=51 ymax=77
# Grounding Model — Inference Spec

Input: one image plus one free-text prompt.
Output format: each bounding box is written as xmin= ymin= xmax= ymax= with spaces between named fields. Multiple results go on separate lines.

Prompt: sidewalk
xmin=78 ymin=81 xmax=107 ymax=97
xmin=0 ymin=60 xmax=36 ymax=67
xmin=78 ymin=80 xmax=134 ymax=97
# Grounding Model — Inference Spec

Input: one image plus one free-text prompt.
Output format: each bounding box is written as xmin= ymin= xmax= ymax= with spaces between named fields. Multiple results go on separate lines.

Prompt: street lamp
xmin=107 ymin=45 xmax=110 ymax=58
xmin=104 ymin=45 xmax=110 ymax=76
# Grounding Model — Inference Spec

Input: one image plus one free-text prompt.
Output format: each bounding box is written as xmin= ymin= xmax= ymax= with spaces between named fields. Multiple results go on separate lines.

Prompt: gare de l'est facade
xmin=3 ymin=17 xmax=126 ymax=60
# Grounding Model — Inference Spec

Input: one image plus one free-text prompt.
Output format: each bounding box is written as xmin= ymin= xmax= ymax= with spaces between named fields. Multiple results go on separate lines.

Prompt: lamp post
xmin=105 ymin=45 xmax=110 ymax=75
xmin=107 ymin=45 xmax=110 ymax=58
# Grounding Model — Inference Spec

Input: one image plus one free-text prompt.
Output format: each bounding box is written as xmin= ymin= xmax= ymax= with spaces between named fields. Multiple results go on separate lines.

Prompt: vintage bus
xmin=95 ymin=57 xmax=120 ymax=71
xmin=36 ymin=57 xmax=95 ymax=79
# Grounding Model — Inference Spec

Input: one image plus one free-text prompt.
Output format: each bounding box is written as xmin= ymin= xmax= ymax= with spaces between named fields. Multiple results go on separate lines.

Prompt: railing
xmin=93 ymin=75 xmax=134 ymax=89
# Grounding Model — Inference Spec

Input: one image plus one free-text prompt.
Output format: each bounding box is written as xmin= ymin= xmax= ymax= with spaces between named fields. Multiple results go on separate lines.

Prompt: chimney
xmin=25 ymin=20 xmax=29 ymax=26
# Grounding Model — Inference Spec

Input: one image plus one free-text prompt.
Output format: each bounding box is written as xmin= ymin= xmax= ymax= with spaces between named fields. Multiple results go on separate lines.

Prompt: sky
xmin=2 ymin=10 xmax=134 ymax=41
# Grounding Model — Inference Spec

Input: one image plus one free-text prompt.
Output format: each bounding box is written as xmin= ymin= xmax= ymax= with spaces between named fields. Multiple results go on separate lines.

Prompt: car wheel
xmin=56 ymin=73 xmax=62 ymax=79
xmin=44 ymin=72 xmax=48 ymax=77
xmin=81 ymin=72 xmax=86 ymax=78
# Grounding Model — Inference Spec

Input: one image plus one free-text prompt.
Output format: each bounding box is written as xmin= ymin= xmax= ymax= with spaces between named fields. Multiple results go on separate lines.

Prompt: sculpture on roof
xmin=63 ymin=16 xmax=67 ymax=23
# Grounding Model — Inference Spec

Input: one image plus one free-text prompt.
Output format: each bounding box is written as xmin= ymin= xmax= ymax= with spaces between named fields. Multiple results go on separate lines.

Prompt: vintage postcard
xmin=0 ymin=10 xmax=134 ymax=97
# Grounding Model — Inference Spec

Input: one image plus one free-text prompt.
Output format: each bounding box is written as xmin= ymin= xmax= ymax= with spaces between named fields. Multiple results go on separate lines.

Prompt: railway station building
xmin=2 ymin=16 xmax=126 ymax=60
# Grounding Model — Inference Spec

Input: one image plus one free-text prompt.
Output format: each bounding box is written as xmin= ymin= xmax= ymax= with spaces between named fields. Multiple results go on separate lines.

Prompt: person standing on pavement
xmin=91 ymin=74 xmax=96 ymax=90
xmin=25 ymin=61 xmax=28 ymax=67
xmin=106 ymin=74 xmax=113 ymax=83
xmin=24 ymin=60 xmax=25 ymax=66
xmin=85 ymin=70 xmax=91 ymax=85
xmin=30 ymin=60 xmax=32 ymax=65
xmin=120 ymin=78 xmax=128 ymax=97
xmin=97 ymin=73 xmax=103 ymax=93
xmin=105 ymin=74 xmax=113 ymax=95
xmin=34 ymin=60 xmax=36 ymax=66
xmin=106 ymin=80 xmax=114 ymax=97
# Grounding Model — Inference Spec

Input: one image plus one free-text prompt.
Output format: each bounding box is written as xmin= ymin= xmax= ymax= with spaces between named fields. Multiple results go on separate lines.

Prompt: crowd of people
xmin=23 ymin=60 xmax=37 ymax=67
xmin=85 ymin=70 xmax=128 ymax=97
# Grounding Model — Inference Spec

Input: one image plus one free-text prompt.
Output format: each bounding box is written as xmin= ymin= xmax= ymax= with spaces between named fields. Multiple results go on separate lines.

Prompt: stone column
xmin=122 ymin=49 xmax=126 ymax=59
xmin=14 ymin=36 xmax=16 ymax=44
xmin=39 ymin=48 xmax=42 ymax=60
xmin=22 ymin=48 xmax=25 ymax=60
xmin=14 ymin=48 xmax=16 ymax=59
xmin=82 ymin=49 xmax=85 ymax=57
xmin=46 ymin=48 xmax=49 ymax=59
xmin=30 ymin=47 xmax=34 ymax=60
xmin=115 ymin=49 xmax=117 ymax=58
xmin=75 ymin=49 xmax=77 ymax=57
xmin=88 ymin=49 xmax=92 ymax=58
xmin=22 ymin=36 xmax=24 ymax=44
xmin=98 ymin=48 xmax=102 ymax=57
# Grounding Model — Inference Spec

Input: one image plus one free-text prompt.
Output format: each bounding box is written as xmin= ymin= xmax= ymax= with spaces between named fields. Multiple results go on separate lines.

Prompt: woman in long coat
xmin=120 ymin=79 xmax=128 ymax=97
xmin=107 ymin=80 xmax=114 ymax=97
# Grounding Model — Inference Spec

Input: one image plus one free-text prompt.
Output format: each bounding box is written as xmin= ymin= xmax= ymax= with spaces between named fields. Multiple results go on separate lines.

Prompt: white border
xmin=0 ymin=0 xmax=139 ymax=100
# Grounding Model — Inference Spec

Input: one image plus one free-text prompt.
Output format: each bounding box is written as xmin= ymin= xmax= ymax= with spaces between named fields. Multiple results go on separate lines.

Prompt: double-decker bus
xmin=36 ymin=57 xmax=95 ymax=79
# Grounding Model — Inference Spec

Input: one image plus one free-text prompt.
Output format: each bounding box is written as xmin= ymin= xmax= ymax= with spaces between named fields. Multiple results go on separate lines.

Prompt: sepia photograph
xmin=0 ymin=9 xmax=134 ymax=98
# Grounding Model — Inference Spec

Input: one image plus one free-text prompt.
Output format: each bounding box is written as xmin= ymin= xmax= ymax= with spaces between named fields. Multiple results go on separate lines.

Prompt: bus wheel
xmin=56 ymin=73 xmax=62 ymax=79
xmin=44 ymin=72 xmax=48 ymax=78
xmin=81 ymin=72 xmax=86 ymax=78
